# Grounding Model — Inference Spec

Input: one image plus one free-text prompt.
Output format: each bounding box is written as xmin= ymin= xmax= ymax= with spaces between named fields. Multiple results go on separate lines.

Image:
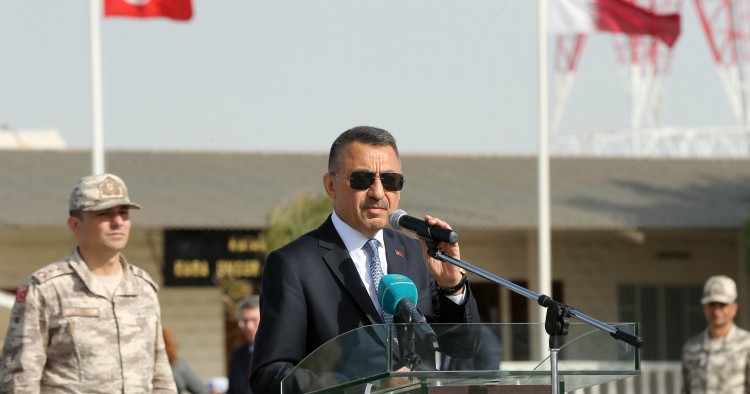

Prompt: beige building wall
xmin=0 ymin=229 xmax=224 ymax=381
xmin=0 ymin=229 xmax=74 ymax=288
xmin=459 ymin=229 xmax=746 ymax=328
xmin=160 ymin=287 xmax=225 ymax=380
xmin=1 ymin=227 xmax=746 ymax=375
xmin=0 ymin=229 xmax=76 ymax=351
xmin=554 ymin=230 xmax=743 ymax=326
xmin=125 ymin=230 xmax=225 ymax=381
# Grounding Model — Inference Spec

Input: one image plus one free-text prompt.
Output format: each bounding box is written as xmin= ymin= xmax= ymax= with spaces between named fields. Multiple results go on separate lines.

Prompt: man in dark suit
xmin=443 ymin=325 xmax=502 ymax=371
xmin=227 ymin=296 xmax=260 ymax=394
xmin=250 ymin=126 xmax=480 ymax=393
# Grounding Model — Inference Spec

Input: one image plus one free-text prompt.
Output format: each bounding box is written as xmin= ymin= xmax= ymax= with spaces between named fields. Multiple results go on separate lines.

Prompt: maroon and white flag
xmin=549 ymin=0 xmax=681 ymax=47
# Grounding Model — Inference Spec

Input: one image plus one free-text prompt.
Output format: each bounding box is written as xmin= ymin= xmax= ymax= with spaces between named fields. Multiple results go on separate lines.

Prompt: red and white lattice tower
xmin=691 ymin=0 xmax=750 ymax=154
xmin=552 ymin=0 xmax=750 ymax=156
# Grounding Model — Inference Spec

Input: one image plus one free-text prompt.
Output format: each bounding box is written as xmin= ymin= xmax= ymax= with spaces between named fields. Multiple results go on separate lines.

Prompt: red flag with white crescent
xmin=104 ymin=0 xmax=193 ymax=21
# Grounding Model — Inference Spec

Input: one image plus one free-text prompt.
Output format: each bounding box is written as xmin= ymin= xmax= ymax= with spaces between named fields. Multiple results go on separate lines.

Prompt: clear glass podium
xmin=280 ymin=323 xmax=640 ymax=394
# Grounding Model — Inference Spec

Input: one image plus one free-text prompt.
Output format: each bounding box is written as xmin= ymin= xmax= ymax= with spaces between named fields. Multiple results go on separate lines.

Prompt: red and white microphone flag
xmin=549 ymin=0 xmax=681 ymax=47
xmin=104 ymin=0 xmax=193 ymax=21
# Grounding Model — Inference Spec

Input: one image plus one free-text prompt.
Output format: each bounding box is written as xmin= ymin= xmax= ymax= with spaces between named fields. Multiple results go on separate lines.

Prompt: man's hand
xmin=418 ymin=215 xmax=464 ymax=294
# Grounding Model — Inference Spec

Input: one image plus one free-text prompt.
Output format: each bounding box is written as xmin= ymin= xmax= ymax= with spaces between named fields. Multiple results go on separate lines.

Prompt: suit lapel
xmin=383 ymin=229 xmax=409 ymax=276
xmin=318 ymin=218 xmax=382 ymax=325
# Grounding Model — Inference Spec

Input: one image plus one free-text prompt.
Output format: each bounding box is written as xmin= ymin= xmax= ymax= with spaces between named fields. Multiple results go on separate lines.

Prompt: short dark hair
xmin=328 ymin=126 xmax=400 ymax=173
xmin=69 ymin=210 xmax=83 ymax=219
xmin=236 ymin=295 xmax=260 ymax=319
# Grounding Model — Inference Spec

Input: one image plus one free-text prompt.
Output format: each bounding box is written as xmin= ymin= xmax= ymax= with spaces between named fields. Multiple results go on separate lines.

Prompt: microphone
xmin=378 ymin=274 xmax=439 ymax=350
xmin=389 ymin=209 xmax=459 ymax=245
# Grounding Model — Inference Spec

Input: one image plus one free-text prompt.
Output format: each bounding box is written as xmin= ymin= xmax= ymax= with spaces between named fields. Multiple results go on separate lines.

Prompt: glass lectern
xmin=280 ymin=322 xmax=640 ymax=394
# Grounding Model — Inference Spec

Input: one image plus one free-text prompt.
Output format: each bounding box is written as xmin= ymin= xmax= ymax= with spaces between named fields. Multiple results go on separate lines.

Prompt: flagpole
xmin=90 ymin=0 xmax=105 ymax=175
xmin=537 ymin=0 xmax=553 ymax=361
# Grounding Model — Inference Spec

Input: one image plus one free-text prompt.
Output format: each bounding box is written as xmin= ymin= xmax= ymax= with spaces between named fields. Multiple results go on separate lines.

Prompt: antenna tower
xmin=552 ymin=0 xmax=750 ymax=157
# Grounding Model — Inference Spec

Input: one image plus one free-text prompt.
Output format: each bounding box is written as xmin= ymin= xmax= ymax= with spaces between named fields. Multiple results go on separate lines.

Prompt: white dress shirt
xmin=331 ymin=211 xmax=466 ymax=314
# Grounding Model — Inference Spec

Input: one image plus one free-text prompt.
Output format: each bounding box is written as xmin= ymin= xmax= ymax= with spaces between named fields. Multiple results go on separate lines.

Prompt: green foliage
xmin=215 ymin=191 xmax=332 ymax=321
xmin=264 ymin=192 xmax=333 ymax=252
xmin=214 ymin=275 xmax=255 ymax=322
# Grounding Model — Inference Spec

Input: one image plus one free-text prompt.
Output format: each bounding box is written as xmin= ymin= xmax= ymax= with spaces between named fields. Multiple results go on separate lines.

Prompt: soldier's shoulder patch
xmin=31 ymin=261 xmax=74 ymax=284
xmin=15 ymin=284 xmax=29 ymax=302
xmin=130 ymin=265 xmax=160 ymax=292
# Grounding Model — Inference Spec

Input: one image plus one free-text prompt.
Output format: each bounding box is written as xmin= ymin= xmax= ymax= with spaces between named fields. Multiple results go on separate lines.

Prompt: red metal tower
xmin=552 ymin=0 xmax=750 ymax=156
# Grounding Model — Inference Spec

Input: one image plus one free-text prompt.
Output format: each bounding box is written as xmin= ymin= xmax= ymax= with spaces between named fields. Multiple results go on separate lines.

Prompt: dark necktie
xmin=364 ymin=239 xmax=394 ymax=325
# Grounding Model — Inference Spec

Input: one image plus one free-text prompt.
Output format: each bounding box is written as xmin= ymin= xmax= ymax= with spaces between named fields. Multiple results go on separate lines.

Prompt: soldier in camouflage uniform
xmin=682 ymin=275 xmax=750 ymax=394
xmin=0 ymin=174 xmax=177 ymax=393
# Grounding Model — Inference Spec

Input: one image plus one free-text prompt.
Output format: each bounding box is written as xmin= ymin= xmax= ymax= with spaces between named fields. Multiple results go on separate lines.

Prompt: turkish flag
xmin=104 ymin=0 xmax=193 ymax=21
xmin=549 ymin=0 xmax=681 ymax=47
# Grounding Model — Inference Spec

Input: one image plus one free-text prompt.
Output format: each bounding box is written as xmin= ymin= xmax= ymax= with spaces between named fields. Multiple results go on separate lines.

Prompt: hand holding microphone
xmin=388 ymin=209 xmax=459 ymax=245
xmin=389 ymin=210 xmax=464 ymax=291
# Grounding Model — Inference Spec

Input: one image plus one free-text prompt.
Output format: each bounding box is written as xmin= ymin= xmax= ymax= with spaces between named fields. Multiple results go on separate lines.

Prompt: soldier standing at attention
xmin=0 ymin=174 xmax=177 ymax=393
xmin=682 ymin=275 xmax=750 ymax=394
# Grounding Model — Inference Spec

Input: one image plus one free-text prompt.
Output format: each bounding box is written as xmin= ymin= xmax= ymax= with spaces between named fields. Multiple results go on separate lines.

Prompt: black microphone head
xmin=389 ymin=209 xmax=407 ymax=231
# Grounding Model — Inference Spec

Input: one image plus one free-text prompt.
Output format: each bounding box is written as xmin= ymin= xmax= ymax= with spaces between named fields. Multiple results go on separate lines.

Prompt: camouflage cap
xmin=69 ymin=173 xmax=142 ymax=212
xmin=701 ymin=275 xmax=737 ymax=304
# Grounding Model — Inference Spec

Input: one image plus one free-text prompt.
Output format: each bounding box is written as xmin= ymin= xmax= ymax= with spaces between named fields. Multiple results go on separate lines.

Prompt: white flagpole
xmin=537 ymin=0 xmax=553 ymax=361
xmin=90 ymin=0 xmax=105 ymax=174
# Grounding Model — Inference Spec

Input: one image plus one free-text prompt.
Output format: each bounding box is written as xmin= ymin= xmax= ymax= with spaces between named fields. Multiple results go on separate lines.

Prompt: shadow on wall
xmin=566 ymin=174 xmax=750 ymax=227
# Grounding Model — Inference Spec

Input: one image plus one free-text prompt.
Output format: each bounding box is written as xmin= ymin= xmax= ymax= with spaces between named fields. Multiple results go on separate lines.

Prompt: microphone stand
xmin=424 ymin=240 xmax=643 ymax=394
xmin=394 ymin=312 xmax=422 ymax=371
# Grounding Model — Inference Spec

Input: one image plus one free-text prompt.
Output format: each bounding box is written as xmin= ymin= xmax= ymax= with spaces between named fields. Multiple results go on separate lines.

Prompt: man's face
xmin=324 ymin=141 xmax=401 ymax=238
xmin=239 ymin=306 xmax=260 ymax=343
xmin=703 ymin=301 xmax=738 ymax=329
xmin=69 ymin=206 xmax=131 ymax=254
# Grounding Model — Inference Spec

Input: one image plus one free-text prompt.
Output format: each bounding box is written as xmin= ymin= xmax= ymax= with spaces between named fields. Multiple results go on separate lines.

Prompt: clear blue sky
xmin=0 ymin=1 xmax=735 ymax=155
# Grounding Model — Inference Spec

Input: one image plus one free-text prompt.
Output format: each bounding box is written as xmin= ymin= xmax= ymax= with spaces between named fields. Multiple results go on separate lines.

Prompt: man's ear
xmin=323 ymin=173 xmax=335 ymax=199
xmin=67 ymin=216 xmax=80 ymax=235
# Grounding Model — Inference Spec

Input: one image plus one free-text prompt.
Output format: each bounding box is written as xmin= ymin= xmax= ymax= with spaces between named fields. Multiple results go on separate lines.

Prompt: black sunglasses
xmin=330 ymin=171 xmax=405 ymax=191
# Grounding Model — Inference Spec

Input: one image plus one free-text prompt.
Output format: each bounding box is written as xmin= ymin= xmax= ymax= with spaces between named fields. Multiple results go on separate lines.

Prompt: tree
xmin=216 ymin=192 xmax=333 ymax=366
xmin=216 ymin=191 xmax=332 ymax=317
xmin=264 ymin=192 xmax=333 ymax=252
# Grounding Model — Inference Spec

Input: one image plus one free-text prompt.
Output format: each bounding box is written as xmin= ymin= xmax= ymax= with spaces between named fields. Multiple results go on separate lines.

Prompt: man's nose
xmin=367 ymin=176 xmax=385 ymax=198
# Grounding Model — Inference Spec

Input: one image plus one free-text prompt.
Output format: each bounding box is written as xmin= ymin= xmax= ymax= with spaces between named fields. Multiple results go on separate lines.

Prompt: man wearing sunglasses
xmin=250 ymin=126 xmax=480 ymax=393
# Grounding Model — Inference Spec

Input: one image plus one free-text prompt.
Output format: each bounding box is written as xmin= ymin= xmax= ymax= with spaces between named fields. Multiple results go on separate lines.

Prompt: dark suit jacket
xmin=445 ymin=325 xmax=502 ymax=371
xmin=227 ymin=344 xmax=252 ymax=394
xmin=250 ymin=216 xmax=479 ymax=393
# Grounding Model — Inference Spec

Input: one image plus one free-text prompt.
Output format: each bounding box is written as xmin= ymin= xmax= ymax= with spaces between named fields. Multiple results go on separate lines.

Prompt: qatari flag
xmin=549 ymin=0 xmax=681 ymax=47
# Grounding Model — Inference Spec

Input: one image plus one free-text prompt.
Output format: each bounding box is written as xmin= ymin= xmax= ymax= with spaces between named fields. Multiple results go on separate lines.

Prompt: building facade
xmin=1 ymin=151 xmax=749 ymax=381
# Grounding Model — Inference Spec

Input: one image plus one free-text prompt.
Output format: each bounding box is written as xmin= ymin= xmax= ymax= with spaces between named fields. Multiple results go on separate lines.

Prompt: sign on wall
xmin=163 ymin=229 xmax=265 ymax=286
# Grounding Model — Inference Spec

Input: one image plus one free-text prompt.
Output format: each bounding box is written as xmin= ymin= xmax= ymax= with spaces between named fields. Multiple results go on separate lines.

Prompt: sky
xmin=0 ymin=1 xmax=737 ymax=155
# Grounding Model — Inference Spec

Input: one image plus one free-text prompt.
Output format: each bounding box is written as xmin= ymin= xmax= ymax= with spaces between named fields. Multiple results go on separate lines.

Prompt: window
xmin=618 ymin=284 xmax=704 ymax=360
xmin=471 ymin=280 xmax=563 ymax=361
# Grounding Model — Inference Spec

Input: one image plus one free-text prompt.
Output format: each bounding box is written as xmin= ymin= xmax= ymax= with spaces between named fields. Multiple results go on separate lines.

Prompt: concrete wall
xmin=458 ymin=228 xmax=746 ymax=328
xmin=0 ymin=229 xmax=224 ymax=382
xmin=1 ymin=227 xmax=746 ymax=379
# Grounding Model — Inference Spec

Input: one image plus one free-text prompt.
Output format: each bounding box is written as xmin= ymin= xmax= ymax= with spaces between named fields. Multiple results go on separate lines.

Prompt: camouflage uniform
xmin=0 ymin=249 xmax=177 ymax=393
xmin=682 ymin=325 xmax=750 ymax=394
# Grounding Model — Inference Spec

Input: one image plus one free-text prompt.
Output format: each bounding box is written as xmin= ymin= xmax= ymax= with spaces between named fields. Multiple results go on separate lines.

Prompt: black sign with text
xmin=163 ymin=229 xmax=265 ymax=286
